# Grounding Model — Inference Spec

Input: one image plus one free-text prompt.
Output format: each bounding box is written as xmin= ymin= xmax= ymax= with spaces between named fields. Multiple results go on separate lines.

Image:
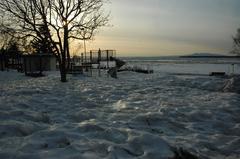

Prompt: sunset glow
xmin=87 ymin=0 xmax=240 ymax=56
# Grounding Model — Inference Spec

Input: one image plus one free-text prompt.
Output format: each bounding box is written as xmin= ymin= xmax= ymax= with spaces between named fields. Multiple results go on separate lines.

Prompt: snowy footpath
xmin=0 ymin=66 xmax=240 ymax=159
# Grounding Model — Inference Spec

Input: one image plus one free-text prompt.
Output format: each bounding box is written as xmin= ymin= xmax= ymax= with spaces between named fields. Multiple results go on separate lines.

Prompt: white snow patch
xmin=113 ymin=100 xmax=128 ymax=111
xmin=1 ymin=62 xmax=240 ymax=159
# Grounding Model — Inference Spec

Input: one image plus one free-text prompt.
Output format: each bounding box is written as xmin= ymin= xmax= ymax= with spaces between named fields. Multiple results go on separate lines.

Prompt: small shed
xmin=23 ymin=54 xmax=56 ymax=76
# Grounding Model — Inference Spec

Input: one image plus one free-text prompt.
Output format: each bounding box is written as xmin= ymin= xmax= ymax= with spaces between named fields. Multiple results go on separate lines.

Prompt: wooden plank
xmin=209 ymin=72 xmax=226 ymax=76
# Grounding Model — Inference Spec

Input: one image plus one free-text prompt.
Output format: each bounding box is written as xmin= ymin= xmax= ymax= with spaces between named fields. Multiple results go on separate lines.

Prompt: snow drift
xmin=223 ymin=75 xmax=240 ymax=94
xmin=0 ymin=61 xmax=240 ymax=159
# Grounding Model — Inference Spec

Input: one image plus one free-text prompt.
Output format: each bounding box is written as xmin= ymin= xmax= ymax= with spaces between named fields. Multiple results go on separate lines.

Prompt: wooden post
xmin=106 ymin=50 xmax=109 ymax=69
xmin=98 ymin=64 xmax=101 ymax=77
xmin=232 ymin=64 xmax=235 ymax=75
xmin=90 ymin=51 xmax=92 ymax=63
xmin=29 ymin=57 xmax=32 ymax=74
xmin=0 ymin=55 xmax=3 ymax=71
xmin=98 ymin=49 xmax=101 ymax=62
xmin=90 ymin=65 xmax=92 ymax=77
xmin=24 ymin=57 xmax=27 ymax=76
xmin=17 ymin=54 xmax=20 ymax=72
xmin=81 ymin=53 xmax=84 ymax=64
xmin=39 ymin=55 xmax=43 ymax=75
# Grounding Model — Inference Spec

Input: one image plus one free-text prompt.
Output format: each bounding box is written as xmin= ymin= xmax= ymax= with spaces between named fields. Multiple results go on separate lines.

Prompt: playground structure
xmin=1 ymin=48 xmax=152 ymax=78
xmin=1 ymin=49 xmax=120 ymax=77
xmin=69 ymin=49 xmax=124 ymax=77
xmin=83 ymin=49 xmax=116 ymax=66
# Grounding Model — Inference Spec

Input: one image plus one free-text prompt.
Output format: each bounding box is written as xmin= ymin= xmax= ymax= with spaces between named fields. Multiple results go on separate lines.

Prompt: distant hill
xmin=180 ymin=53 xmax=240 ymax=58
xmin=184 ymin=53 xmax=227 ymax=57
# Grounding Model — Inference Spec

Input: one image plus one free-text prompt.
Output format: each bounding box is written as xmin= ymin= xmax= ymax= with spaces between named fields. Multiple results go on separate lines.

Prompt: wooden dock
xmin=209 ymin=72 xmax=226 ymax=76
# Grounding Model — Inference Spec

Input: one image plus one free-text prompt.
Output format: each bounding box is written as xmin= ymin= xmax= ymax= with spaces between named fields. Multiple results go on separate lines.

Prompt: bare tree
xmin=232 ymin=28 xmax=240 ymax=55
xmin=0 ymin=21 xmax=16 ymax=50
xmin=0 ymin=0 xmax=109 ymax=82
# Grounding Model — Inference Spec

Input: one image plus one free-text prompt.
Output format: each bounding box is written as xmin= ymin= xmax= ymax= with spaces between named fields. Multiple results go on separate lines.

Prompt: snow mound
xmin=1 ymin=66 xmax=240 ymax=159
xmin=223 ymin=75 xmax=240 ymax=94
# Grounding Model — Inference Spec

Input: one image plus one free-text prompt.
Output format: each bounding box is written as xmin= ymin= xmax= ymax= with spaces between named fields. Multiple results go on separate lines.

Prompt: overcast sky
xmin=87 ymin=0 xmax=240 ymax=56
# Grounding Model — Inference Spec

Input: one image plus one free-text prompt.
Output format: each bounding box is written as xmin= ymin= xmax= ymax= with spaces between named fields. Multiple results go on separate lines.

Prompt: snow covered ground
xmin=0 ymin=61 xmax=240 ymax=159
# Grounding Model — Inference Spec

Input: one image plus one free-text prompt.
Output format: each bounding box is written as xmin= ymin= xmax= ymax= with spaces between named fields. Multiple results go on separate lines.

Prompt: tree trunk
xmin=59 ymin=53 xmax=67 ymax=82
xmin=67 ymin=43 xmax=71 ymax=71
xmin=60 ymin=66 xmax=67 ymax=82
xmin=59 ymin=24 xmax=69 ymax=83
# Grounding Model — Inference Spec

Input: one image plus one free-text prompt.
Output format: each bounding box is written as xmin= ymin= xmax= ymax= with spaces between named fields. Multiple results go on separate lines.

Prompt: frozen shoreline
xmin=0 ymin=64 xmax=240 ymax=158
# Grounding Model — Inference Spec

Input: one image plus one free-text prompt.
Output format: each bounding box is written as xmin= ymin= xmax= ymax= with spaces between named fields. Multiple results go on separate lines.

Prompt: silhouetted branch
xmin=0 ymin=0 xmax=109 ymax=82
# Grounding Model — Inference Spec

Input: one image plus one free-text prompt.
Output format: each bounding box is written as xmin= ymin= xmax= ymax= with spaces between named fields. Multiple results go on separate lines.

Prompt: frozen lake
xmin=0 ymin=59 xmax=240 ymax=159
xmin=124 ymin=56 xmax=240 ymax=75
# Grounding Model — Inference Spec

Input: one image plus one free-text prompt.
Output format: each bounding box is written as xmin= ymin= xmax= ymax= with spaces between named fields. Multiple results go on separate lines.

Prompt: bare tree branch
xmin=232 ymin=28 xmax=240 ymax=55
xmin=0 ymin=0 xmax=110 ymax=82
